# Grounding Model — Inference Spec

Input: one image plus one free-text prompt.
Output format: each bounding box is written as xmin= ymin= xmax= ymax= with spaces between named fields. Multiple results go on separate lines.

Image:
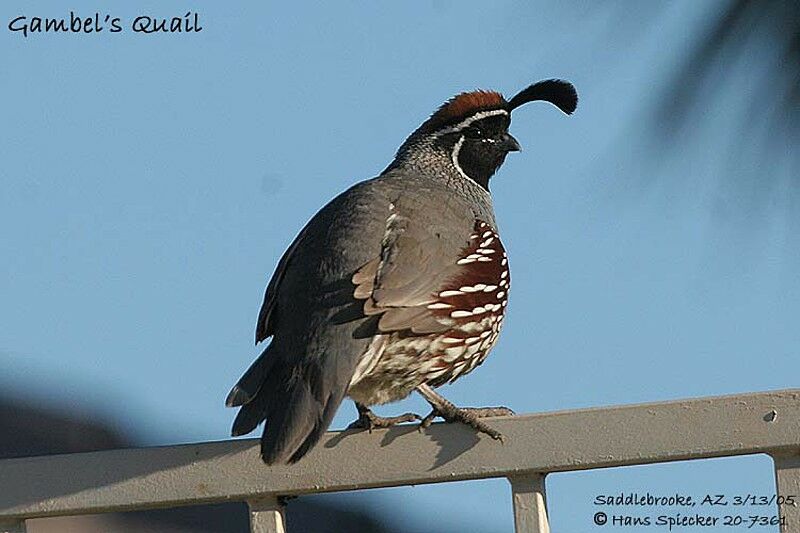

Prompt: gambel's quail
xmin=227 ymin=79 xmax=578 ymax=464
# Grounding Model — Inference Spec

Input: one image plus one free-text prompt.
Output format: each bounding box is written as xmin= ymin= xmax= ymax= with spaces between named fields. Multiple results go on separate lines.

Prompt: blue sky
xmin=2 ymin=1 xmax=797 ymax=531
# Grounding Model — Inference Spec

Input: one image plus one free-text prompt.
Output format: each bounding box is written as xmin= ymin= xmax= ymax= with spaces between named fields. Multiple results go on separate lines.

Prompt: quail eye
xmin=465 ymin=126 xmax=483 ymax=138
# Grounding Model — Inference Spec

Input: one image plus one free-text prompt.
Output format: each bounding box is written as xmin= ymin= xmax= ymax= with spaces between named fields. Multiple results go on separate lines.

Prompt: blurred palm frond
xmin=658 ymin=0 xmax=799 ymax=166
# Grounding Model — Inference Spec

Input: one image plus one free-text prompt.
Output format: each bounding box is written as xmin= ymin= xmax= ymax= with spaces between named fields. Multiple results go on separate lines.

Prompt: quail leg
xmin=347 ymin=402 xmax=421 ymax=432
xmin=416 ymin=384 xmax=514 ymax=441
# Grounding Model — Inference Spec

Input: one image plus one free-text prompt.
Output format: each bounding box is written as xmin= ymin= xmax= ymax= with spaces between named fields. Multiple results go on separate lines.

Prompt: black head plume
xmin=506 ymin=79 xmax=578 ymax=115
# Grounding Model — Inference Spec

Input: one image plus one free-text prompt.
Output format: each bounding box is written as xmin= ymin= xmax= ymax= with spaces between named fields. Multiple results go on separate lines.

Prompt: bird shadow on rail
xmin=325 ymin=421 xmax=481 ymax=470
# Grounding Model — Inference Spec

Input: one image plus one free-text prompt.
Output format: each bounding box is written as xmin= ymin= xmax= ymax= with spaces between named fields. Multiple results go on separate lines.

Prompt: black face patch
xmin=454 ymin=114 xmax=514 ymax=190
xmin=426 ymin=111 xmax=515 ymax=191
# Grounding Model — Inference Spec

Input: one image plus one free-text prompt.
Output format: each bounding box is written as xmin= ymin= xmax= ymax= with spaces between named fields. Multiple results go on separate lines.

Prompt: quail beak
xmin=501 ymin=133 xmax=522 ymax=153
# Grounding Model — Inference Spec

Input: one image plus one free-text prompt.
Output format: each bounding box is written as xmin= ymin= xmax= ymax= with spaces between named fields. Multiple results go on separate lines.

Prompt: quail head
xmin=226 ymin=79 xmax=578 ymax=464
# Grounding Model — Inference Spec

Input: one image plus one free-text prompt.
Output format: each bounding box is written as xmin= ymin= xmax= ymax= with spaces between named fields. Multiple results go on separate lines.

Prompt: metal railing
xmin=1 ymin=389 xmax=799 ymax=533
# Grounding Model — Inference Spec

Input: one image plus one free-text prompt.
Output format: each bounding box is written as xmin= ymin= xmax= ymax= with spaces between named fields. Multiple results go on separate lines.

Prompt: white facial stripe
xmin=438 ymin=109 xmax=509 ymax=135
xmin=451 ymin=135 xmax=470 ymax=181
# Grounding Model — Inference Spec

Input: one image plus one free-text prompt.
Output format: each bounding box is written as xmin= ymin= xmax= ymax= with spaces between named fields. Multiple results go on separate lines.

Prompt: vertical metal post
xmin=508 ymin=474 xmax=550 ymax=533
xmin=248 ymin=497 xmax=287 ymax=533
xmin=0 ymin=521 xmax=26 ymax=533
xmin=772 ymin=452 xmax=800 ymax=533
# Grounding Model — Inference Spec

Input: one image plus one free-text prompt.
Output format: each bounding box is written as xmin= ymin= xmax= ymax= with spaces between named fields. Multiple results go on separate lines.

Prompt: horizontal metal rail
xmin=1 ymin=389 xmax=799 ymax=533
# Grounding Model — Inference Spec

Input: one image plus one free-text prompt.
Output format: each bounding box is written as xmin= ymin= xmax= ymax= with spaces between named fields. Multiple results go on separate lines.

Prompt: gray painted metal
xmin=772 ymin=452 xmax=800 ymax=533
xmin=248 ymin=498 xmax=286 ymax=533
xmin=509 ymin=475 xmax=549 ymax=533
xmin=0 ymin=521 xmax=25 ymax=533
xmin=0 ymin=389 xmax=798 ymax=525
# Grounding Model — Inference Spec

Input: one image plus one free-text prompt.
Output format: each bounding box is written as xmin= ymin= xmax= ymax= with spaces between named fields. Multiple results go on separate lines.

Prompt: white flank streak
xmin=459 ymin=283 xmax=486 ymax=293
xmin=501 ymin=258 xmax=508 ymax=266
xmin=349 ymin=335 xmax=386 ymax=387
xmin=501 ymin=270 xmax=508 ymax=279
xmin=444 ymin=346 xmax=465 ymax=358
xmin=482 ymin=231 xmax=493 ymax=238
xmin=450 ymin=310 xmax=473 ymax=318
xmin=483 ymin=285 xmax=497 ymax=292
xmin=442 ymin=337 xmax=463 ymax=344
xmin=465 ymin=337 xmax=480 ymax=345
xmin=497 ymin=291 xmax=505 ymax=299
xmin=472 ymin=306 xmax=487 ymax=315
xmin=427 ymin=302 xmax=453 ymax=309
xmin=439 ymin=290 xmax=463 ymax=297
xmin=477 ymin=248 xmax=495 ymax=254
xmin=477 ymin=256 xmax=492 ymax=262
xmin=456 ymin=258 xmax=476 ymax=265
xmin=480 ymin=237 xmax=494 ymax=247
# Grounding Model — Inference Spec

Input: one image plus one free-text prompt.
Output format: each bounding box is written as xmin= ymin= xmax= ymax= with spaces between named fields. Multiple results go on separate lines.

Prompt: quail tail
xmin=226 ymin=345 xmax=275 ymax=408
xmin=228 ymin=346 xmax=346 ymax=464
